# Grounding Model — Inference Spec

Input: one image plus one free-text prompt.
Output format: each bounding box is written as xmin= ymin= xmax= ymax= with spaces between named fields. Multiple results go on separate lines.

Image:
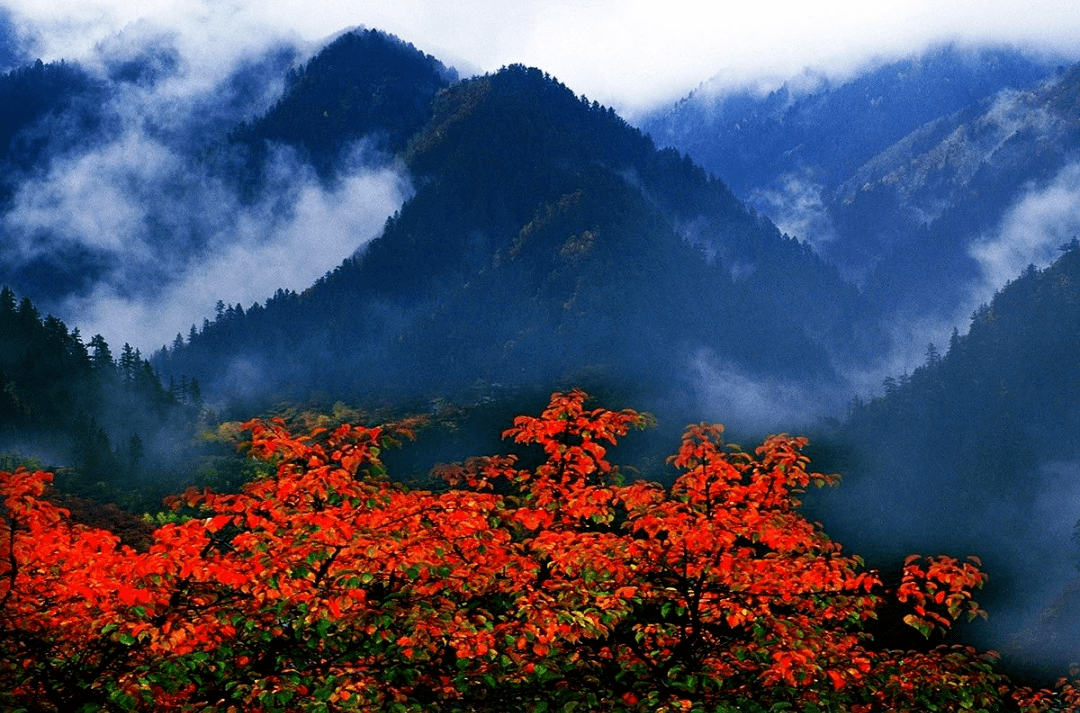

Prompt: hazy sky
xmin=6 ymin=0 xmax=1080 ymax=116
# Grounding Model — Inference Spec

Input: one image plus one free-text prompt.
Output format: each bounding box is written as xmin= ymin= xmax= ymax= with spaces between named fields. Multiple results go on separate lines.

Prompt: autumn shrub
xmin=1 ymin=389 xmax=1076 ymax=711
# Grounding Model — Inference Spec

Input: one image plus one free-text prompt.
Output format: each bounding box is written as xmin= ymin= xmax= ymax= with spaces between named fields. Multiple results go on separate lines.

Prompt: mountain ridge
xmin=155 ymin=61 xmax=876 ymax=427
xmin=641 ymin=44 xmax=1061 ymax=197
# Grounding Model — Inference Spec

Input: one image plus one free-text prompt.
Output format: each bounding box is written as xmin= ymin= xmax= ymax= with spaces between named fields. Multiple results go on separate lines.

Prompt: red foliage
xmin=0 ymin=389 xmax=1072 ymax=711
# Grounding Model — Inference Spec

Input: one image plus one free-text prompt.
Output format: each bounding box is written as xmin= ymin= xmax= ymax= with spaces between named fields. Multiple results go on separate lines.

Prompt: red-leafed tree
xmin=1 ymin=389 xmax=1076 ymax=711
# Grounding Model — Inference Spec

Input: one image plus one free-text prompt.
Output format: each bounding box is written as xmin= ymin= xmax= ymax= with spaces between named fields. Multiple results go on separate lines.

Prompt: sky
xmin=5 ymin=0 xmax=1080 ymax=117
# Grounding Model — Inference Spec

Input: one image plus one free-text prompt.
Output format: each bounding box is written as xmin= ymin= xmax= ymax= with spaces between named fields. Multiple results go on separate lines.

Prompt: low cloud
xmin=970 ymin=161 xmax=1080 ymax=294
xmin=749 ymin=170 xmax=838 ymax=250
xmin=5 ymin=0 xmax=1080 ymax=119
xmin=4 ymin=132 xmax=181 ymax=263
xmin=45 ymin=144 xmax=411 ymax=353
xmin=690 ymin=349 xmax=842 ymax=435
xmin=0 ymin=17 xmax=413 ymax=354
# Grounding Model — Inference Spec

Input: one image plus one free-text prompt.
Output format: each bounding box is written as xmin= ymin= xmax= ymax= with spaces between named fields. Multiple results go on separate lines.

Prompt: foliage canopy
xmin=1 ymin=390 xmax=1075 ymax=711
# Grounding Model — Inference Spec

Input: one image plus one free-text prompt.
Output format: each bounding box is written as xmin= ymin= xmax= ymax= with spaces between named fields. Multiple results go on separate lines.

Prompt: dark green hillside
xmin=0 ymin=287 xmax=198 ymax=495
xmin=0 ymin=58 xmax=106 ymax=188
xmin=159 ymin=65 xmax=878 ymax=422
xmin=228 ymin=29 xmax=456 ymax=179
xmin=823 ymin=243 xmax=1080 ymax=542
xmin=808 ymin=242 xmax=1080 ymax=671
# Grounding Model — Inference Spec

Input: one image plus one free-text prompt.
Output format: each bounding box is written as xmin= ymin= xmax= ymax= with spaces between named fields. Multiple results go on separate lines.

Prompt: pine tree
xmin=88 ymin=335 xmax=114 ymax=374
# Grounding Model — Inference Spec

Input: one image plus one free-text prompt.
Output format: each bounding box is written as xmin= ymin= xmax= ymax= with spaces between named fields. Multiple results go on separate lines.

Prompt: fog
xmin=5 ymin=1 xmax=1080 ymax=118
xmin=0 ymin=25 xmax=412 ymax=353
xmin=1001 ymin=460 xmax=1080 ymax=669
xmin=690 ymin=349 xmax=845 ymax=435
xmin=55 ymin=151 xmax=410 ymax=353
xmin=970 ymin=160 xmax=1080 ymax=293
xmin=749 ymin=170 xmax=838 ymax=253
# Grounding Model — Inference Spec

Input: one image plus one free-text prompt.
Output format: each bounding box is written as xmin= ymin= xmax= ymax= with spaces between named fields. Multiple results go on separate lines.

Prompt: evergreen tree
xmin=88 ymin=335 xmax=113 ymax=374
xmin=119 ymin=343 xmax=137 ymax=384
xmin=924 ymin=342 xmax=941 ymax=366
xmin=126 ymin=432 xmax=144 ymax=475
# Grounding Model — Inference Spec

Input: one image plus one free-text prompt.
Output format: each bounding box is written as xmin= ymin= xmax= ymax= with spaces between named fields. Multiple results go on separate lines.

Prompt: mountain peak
xmin=231 ymin=28 xmax=457 ymax=175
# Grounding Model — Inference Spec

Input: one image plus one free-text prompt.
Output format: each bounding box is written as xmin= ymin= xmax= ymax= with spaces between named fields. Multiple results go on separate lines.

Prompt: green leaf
xmin=109 ymin=691 xmax=138 ymax=711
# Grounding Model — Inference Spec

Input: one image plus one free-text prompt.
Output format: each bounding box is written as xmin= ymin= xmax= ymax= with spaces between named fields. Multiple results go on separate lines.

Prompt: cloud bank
xmin=971 ymin=161 xmax=1080 ymax=294
xmin=0 ymin=21 xmax=412 ymax=353
xmin=47 ymin=148 xmax=411 ymax=353
xmin=4 ymin=0 xmax=1079 ymax=116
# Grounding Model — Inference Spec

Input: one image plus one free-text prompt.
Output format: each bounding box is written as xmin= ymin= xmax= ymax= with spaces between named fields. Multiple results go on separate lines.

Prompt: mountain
xmin=224 ymin=28 xmax=458 ymax=183
xmin=157 ymin=63 xmax=880 ymax=426
xmin=805 ymin=241 xmax=1080 ymax=672
xmin=0 ymin=29 xmax=448 ymax=320
xmin=639 ymin=46 xmax=1071 ymax=319
xmin=640 ymin=45 xmax=1057 ymax=199
xmin=838 ymin=61 xmax=1080 ymax=317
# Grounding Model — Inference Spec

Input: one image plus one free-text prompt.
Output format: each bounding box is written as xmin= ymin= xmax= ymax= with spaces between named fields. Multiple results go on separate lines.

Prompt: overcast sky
xmin=5 ymin=0 xmax=1080 ymax=116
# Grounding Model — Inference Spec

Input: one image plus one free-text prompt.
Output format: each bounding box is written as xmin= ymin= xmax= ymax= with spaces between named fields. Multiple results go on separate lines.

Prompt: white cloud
xmin=4 ymin=133 xmax=179 ymax=259
xmin=5 ymin=0 xmax=1080 ymax=116
xmin=749 ymin=171 xmax=838 ymax=249
xmin=689 ymin=349 xmax=841 ymax=433
xmin=55 ymin=147 xmax=411 ymax=353
xmin=971 ymin=161 xmax=1080 ymax=293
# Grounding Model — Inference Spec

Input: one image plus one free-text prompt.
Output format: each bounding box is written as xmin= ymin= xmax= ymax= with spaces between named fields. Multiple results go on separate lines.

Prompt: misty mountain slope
xmin=639 ymin=44 xmax=1057 ymax=200
xmin=844 ymin=60 xmax=1080 ymax=317
xmin=643 ymin=45 xmax=1080 ymax=362
xmin=0 ymin=59 xmax=106 ymax=177
xmin=0 ymin=286 xmax=200 ymax=495
xmin=225 ymin=29 xmax=457 ymax=182
xmin=0 ymin=29 xmax=434 ymax=337
xmin=0 ymin=59 xmax=114 ymax=298
xmin=157 ymin=64 xmax=879 ymax=425
xmin=638 ymin=45 xmax=1065 ymax=301
xmin=807 ymin=242 xmax=1080 ymax=670
xmin=0 ymin=8 xmax=30 ymax=74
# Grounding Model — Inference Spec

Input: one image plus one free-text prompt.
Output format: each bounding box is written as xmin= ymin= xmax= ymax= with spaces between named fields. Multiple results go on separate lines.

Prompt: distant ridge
xmin=158 ymin=62 xmax=877 ymax=421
